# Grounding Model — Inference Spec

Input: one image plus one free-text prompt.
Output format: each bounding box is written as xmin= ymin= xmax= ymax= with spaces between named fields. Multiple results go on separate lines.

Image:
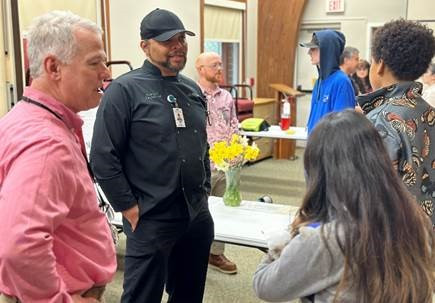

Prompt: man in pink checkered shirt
xmin=196 ymin=52 xmax=239 ymax=274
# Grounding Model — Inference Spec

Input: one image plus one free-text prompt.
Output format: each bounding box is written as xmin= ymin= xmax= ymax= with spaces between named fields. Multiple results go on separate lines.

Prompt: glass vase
xmin=223 ymin=166 xmax=242 ymax=207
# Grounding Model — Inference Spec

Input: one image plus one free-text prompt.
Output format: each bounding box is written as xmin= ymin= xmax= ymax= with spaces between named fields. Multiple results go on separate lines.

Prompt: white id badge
xmin=173 ymin=108 xmax=186 ymax=128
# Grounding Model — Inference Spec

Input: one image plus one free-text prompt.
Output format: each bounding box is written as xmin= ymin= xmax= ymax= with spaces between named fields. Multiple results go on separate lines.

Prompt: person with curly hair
xmin=357 ymin=19 xmax=435 ymax=229
xmin=253 ymin=110 xmax=434 ymax=303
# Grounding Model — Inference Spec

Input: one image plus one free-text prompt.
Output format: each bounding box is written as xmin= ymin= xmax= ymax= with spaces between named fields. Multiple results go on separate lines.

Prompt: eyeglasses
xmin=202 ymin=62 xmax=223 ymax=70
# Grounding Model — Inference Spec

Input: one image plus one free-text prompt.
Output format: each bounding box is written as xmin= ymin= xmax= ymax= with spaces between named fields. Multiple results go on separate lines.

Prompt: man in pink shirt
xmin=0 ymin=11 xmax=116 ymax=303
xmin=196 ymin=52 xmax=239 ymax=274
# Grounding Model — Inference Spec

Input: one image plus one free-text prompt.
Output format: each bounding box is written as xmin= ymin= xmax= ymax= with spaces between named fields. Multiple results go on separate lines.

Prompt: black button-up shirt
xmin=90 ymin=60 xmax=211 ymax=219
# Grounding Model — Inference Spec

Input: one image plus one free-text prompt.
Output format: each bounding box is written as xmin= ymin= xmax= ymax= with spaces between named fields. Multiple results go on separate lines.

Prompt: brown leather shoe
xmin=208 ymin=254 xmax=237 ymax=274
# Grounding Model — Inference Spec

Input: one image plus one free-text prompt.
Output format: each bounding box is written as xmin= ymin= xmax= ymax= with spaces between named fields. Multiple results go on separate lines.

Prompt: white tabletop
xmin=240 ymin=126 xmax=308 ymax=140
xmin=110 ymin=196 xmax=296 ymax=249
xmin=208 ymin=196 xmax=296 ymax=248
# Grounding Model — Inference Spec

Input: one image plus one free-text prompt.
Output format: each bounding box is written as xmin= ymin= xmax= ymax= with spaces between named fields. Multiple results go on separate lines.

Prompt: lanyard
xmin=22 ymin=96 xmax=63 ymax=121
xmin=21 ymin=96 xmax=95 ymax=179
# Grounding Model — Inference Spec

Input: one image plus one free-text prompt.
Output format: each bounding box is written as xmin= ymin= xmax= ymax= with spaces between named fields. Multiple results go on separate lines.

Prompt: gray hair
xmin=27 ymin=10 xmax=102 ymax=78
xmin=339 ymin=46 xmax=359 ymax=65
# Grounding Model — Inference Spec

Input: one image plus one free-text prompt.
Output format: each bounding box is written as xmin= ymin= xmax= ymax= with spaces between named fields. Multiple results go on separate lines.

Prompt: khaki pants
xmin=210 ymin=170 xmax=226 ymax=255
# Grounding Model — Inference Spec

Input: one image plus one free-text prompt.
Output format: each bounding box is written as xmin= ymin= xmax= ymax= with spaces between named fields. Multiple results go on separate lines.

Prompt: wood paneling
xmin=11 ymin=0 xmax=23 ymax=101
xmin=257 ymin=0 xmax=307 ymax=97
xmin=101 ymin=0 xmax=111 ymax=61
xmin=241 ymin=9 xmax=246 ymax=82
xmin=252 ymin=98 xmax=276 ymax=161
xmin=200 ymin=0 xmax=204 ymax=53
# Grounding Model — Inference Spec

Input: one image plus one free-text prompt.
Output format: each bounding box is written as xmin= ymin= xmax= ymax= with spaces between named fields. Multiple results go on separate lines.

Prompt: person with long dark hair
xmin=352 ymin=59 xmax=372 ymax=94
xmin=253 ymin=110 xmax=434 ymax=303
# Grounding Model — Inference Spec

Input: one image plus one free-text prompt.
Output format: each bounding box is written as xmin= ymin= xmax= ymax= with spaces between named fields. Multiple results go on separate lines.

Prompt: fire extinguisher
xmin=280 ymin=97 xmax=291 ymax=130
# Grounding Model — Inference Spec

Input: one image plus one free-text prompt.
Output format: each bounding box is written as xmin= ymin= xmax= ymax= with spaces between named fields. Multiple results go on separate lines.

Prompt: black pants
xmin=121 ymin=208 xmax=214 ymax=303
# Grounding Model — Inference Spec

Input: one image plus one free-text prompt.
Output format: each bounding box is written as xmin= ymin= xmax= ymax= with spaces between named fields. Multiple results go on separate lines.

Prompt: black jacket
xmin=90 ymin=60 xmax=211 ymax=219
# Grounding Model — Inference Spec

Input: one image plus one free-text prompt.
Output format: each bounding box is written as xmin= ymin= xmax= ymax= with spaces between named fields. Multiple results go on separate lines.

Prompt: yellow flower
xmin=244 ymin=145 xmax=260 ymax=160
xmin=209 ymin=134 xmax=260 ymax=172
xmin=230 ymin=134 xmax=239 ymax=145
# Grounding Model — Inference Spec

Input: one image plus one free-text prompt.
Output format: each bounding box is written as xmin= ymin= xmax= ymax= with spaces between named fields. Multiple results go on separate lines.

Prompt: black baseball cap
xmin=299 ymin=34 xmax=319 ymax=48
xmin=140 ymin=8 xmax=195 ymax=41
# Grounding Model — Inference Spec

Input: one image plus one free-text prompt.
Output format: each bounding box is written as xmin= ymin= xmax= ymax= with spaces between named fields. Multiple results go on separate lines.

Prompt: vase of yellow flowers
xmin=222 ymin=166 xmax=242 ymax=206
xmin=209 ymin=134 xmax=260 ymax=206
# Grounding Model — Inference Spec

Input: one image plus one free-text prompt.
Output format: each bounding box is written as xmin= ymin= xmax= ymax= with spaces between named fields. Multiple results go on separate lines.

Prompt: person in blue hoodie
xmin=300 ymin=30 xmax=356 ymax=134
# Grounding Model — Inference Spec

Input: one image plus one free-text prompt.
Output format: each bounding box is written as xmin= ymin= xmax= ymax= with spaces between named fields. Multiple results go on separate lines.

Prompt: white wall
xmin=246 ymin=0 xmax=258 ymax=97
xmin=303 ymin=1 xmax=406 ymax=22
xmin=18 ymin=0 xmax=98 ymax=31
xmin=109 ymin=0 xmax=201 ymax=79
xmin=300 ymin=0 xmax=407 ymax=66
xmin=407 ymin=0 xmax=435 ymax=20
xmin=407 ymin=0 xmax=435 ymax=43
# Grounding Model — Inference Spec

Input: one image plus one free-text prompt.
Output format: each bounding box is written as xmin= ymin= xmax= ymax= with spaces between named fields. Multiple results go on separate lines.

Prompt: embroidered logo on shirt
xmin=143 ymin=92 xmax=161 ymax=102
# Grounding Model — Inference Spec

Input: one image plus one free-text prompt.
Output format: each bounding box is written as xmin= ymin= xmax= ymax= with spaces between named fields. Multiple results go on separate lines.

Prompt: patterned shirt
xmin=199 ymin=85 xmax=239 ymax=172
xmin=358 ymin=82 xmax=435 ymax=228
xmin=200 ymin=86 xmax=239 ymax=147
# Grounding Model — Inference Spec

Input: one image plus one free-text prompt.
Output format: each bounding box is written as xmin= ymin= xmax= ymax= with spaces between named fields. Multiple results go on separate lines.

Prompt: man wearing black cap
xmin=300 ymin=30 xmax=356 ymax=134
xmin=90 ymin=8 xmax=214 ymax=303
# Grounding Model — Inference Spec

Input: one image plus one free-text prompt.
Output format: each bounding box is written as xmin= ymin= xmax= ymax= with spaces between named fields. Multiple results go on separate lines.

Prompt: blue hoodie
xmin=306 ymin=30 xmax=356 ymax=134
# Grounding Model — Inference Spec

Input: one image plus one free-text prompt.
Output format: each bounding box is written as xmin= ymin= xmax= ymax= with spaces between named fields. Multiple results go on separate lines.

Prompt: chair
xmin=221 ymin=84 xmax=254 ymax=122
xmin=102 ymin=60 xmax=133 ymax=90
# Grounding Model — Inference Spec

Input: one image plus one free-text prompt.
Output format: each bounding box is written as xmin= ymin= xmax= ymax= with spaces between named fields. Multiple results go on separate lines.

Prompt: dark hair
xmin=292 ymin=110 xmax=434 ymax=303
xmin=339 ymin=46 xmax=359 ymax=65
xmin=371 ymin=19 xmax=435 ymax=80
xmin=352 ymin=59 xmax=372 ymax=94
xmin=356 ymin=59 xmax=370 ymax=71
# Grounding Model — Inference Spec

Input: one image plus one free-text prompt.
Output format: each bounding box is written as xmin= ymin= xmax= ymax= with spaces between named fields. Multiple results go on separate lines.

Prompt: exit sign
xmin=326 ymin=0 xmax=344 ymax=13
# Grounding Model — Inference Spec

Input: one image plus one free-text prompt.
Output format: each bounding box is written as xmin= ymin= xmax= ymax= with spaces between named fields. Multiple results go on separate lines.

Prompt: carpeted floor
xmin=104 ymin=148 xmax=306 ymax=303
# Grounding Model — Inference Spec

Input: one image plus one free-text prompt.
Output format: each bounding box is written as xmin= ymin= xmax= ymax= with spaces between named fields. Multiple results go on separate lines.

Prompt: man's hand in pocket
xmin=122 ymin=204 xmax=139 ymax=231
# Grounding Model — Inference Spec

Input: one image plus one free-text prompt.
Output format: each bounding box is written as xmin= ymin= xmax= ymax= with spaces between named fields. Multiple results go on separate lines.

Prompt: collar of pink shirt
xmin=22 ymin=87 xmax=84 ymax=133
xmin=198 ymin=84 xmax=224 ymax=98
